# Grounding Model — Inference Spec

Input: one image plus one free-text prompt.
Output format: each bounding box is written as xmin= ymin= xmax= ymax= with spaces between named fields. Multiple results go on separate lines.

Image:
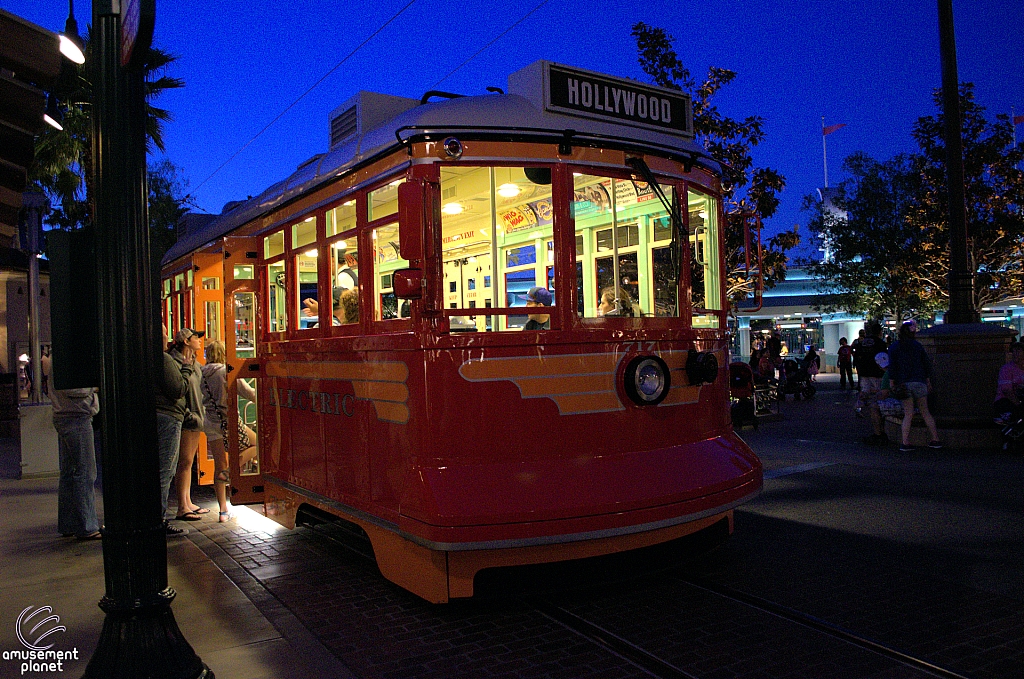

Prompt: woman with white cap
xmin=169 ymin=328 xmax=209 ymax=520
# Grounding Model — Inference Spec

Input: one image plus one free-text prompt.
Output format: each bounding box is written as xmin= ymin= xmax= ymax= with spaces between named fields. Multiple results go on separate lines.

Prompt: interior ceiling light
xmin=331 ymin=240 xmax=347 ymax=249
xmin=304 ymin=249 xmax=318 ymax=258
xmin=442 ymin=202 xmax=464 ymax=215
xmin=497 ymin=183 xmax=521 ymax=198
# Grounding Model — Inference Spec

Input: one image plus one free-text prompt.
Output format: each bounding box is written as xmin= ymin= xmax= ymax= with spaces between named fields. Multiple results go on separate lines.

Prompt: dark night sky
xmin=10 ymin=1 xmax=1024 ymax=250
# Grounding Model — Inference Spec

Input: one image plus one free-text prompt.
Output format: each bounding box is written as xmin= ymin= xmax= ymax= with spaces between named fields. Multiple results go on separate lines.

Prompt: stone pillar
xmin=917 ymin=323 xmax=1014 ymax=448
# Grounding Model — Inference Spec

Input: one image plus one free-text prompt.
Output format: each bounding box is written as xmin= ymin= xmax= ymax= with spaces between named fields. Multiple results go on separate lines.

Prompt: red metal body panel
xmin=260 ymin=337 xmax=760 ymax=551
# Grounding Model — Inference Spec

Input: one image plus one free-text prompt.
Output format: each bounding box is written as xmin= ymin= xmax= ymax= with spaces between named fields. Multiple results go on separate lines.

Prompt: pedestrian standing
xmin=170 ymin=328 xmax=208 ymax=521
xmin=154 ymin=326 xmax=196 ymax=536
xmin=51 ymin=384 xmax=101 ymax=540
xmin=888 ymin=319 xmax=941 ymax=451
xmin=851 ymin=329 xmax=866 ymax=393
xmin=857 ymin=321 xmax=889 ymax=446
xmin=837 ymin=337 xmax=854 ymax=390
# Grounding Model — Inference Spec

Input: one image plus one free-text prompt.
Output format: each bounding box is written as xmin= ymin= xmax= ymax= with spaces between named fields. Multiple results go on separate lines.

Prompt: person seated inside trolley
xmin=303 ymin=286 xmax=359 ymax=326
xmin=597 ymin=286 xmax=637 ymax=317
xmin=334 ymin=244 xmax=358 ymax=290
xmin=523 ymin=286 xmax=552 ymax=330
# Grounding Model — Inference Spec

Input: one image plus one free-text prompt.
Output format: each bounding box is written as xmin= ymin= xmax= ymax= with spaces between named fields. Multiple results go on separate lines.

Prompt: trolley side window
xmin=237 ymin=376 xmax=259 ymax=477
xmin=572 ymin=174 xmax=678 ymax=319
xmin=264 ymin=230 xmax=287 ymax=334
xmin=327 ymin=199 xmax=356 ymax=237
xmin=373 ymin=222 xmax=408 ymax=321
xmin=688 ymin=189 xmax=722 ymax=328
xmin=368 ymin=179 xmax=405 ymax=222
xmin=233 ymin=291 xmax=256 ymax=358
xmin=439 ymin=165 xmax=555 ymax=332
xmin=161 ymin=278 xmax=173 ymax=340
xmin=328 ymin=227 xmax=360 ymax=326
xmin=291 ymin=216 xmax=320 ymax=332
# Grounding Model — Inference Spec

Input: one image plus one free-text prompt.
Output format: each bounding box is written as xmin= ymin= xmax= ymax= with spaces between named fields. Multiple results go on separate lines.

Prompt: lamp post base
xmin=917 ymin=322 xmax=1014 ymax=450
xmin=83 ymin=588 xmax=214 ymax=679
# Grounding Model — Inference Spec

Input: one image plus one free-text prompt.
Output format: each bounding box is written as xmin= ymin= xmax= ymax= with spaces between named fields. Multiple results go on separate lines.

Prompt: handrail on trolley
xmin=392 ymin=124 xmax=727 ymax=175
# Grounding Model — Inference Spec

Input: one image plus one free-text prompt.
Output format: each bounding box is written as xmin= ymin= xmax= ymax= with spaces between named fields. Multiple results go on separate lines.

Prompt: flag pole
xmin=821 ymin=116 xmax=829 ymax=188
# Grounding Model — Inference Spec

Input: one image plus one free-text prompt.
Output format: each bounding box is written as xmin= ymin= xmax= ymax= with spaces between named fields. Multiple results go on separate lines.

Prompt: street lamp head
xmin=43 ymin=94 xmax=63 ymax=131
xmin=59 ymin=0 xmax=84 ymax=64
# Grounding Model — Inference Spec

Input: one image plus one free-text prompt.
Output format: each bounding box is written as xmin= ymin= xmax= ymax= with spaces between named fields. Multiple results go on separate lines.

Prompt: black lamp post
xmin=82 ymin=1 xmax=211 ymax=676
xmin=937 ymin=0 xmax=978 ymax=324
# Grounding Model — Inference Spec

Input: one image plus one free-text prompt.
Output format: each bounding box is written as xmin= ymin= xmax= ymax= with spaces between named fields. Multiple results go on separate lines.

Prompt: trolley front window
xmin=439 ymin=165 xmax=555 ymax=332
xmin=572 ymin=173 xmax=678 ymax=319
xmin=688 ymin=188 xmax=722 ymax=328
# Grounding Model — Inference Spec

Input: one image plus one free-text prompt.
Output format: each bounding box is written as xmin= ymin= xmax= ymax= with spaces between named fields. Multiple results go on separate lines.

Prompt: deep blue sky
xmin=11 ymin=0 xmax=1024 ymax=250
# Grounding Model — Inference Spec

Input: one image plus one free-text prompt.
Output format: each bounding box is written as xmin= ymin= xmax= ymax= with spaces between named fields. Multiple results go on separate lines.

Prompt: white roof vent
xmin=328 ymin=91 xmax=420 ymax=149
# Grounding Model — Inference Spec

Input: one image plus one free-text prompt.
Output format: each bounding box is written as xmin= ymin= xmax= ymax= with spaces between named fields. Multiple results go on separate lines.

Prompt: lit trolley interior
xmin=160 ymin=61 xmax=763 ymax=603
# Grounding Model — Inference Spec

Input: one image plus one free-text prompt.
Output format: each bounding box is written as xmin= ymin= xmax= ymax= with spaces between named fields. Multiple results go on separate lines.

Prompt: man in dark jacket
xmin=855 ymin=321 xmax=889 ymax=445
xmin=155 ymin=327 xmax=194 ymax=535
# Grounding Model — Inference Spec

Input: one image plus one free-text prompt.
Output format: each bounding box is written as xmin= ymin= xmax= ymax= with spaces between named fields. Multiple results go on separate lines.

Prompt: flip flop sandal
xmin=188 ymin=506 xmax=211 ymax=515
xmin=174 ymin=510 xmax=202 ymax=521
xmin=77 ymin=531 xmax=103 ymax=540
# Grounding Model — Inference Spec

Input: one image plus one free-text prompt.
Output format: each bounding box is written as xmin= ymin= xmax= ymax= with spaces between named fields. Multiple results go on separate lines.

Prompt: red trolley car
xmin=161 ymin=61 xmax=762 ymax=603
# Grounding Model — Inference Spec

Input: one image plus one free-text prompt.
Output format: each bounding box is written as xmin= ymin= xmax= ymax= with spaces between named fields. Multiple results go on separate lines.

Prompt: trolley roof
xmin=163 ymin=61 xmax=716 ymax=266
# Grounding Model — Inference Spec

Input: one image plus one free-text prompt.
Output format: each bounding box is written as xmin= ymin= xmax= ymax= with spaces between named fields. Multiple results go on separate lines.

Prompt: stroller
xmin=1000 ymin=416 xmax=1024 ymax=452
xmin=996 ymin=392 xmax=1024 ymax=452
xmin=779 ymin=358 xmax=816 ymax=401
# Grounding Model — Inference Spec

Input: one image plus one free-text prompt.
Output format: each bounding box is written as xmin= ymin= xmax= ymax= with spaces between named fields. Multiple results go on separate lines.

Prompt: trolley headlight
xmin=624 ymin=356 xmax=671 ymax=406
xmin=442 ymin=137 xmax=463 ymax=159
xmin=686 ymin=351 xmax=719 ymax=386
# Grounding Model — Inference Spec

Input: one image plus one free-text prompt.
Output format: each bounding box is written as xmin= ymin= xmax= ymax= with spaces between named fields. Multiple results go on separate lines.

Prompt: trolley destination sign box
xmin=522 ymin=62 xmax=694 ymax=139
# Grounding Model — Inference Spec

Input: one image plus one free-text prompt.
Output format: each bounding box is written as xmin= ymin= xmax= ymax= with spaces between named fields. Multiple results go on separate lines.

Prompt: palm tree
xmin=29 ymin=32 xmax=184 ymax=230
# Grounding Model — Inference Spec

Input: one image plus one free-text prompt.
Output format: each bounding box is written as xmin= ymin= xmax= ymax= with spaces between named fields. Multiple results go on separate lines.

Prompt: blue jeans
xmin=55 ymin=415 xmax=100 ymax=537
xmin=156 ymin=413 xmax=182 ymax=519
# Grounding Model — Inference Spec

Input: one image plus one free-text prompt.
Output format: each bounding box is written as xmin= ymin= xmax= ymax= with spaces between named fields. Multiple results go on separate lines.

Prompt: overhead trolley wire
xmin=189 ymin=0 xmax=420 ymax=201
xmin=431 ymin=0 xmax=552 ymax=89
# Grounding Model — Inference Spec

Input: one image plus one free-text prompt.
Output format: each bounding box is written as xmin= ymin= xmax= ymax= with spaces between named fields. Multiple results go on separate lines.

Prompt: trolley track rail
xmin=674 ymin=576 xmax=973 ymax=679
xmin=297 ymin=512 xmax=977 ymax=679
xmin=529 ymin=600 xmax=701 ymax=679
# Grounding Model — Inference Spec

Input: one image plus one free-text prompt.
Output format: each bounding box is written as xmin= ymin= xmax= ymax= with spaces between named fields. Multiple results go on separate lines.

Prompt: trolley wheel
xmin=802 ymin=384 xmax=817 ymax=399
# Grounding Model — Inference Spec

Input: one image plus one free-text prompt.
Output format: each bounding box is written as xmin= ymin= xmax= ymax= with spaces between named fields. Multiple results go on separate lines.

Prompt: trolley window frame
xmin=436 ymin=162 xmax=563 ymax=333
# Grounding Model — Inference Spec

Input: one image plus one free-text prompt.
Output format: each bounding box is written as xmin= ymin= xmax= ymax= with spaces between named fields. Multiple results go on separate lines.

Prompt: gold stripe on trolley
xmin=266 ymin=360 xmax=410 ymax=424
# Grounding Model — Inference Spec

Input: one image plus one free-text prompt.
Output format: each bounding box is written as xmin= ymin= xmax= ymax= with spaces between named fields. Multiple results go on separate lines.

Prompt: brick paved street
xmin=174 ymin=374 xmax=1024 ymax=679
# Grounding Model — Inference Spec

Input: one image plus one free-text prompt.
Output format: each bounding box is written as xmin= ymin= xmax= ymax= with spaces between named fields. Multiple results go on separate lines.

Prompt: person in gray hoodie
xmin=51 ymin=382 xmax=101 ymax=539
xmin=155 ymin=327 xmax=196 ymax=535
